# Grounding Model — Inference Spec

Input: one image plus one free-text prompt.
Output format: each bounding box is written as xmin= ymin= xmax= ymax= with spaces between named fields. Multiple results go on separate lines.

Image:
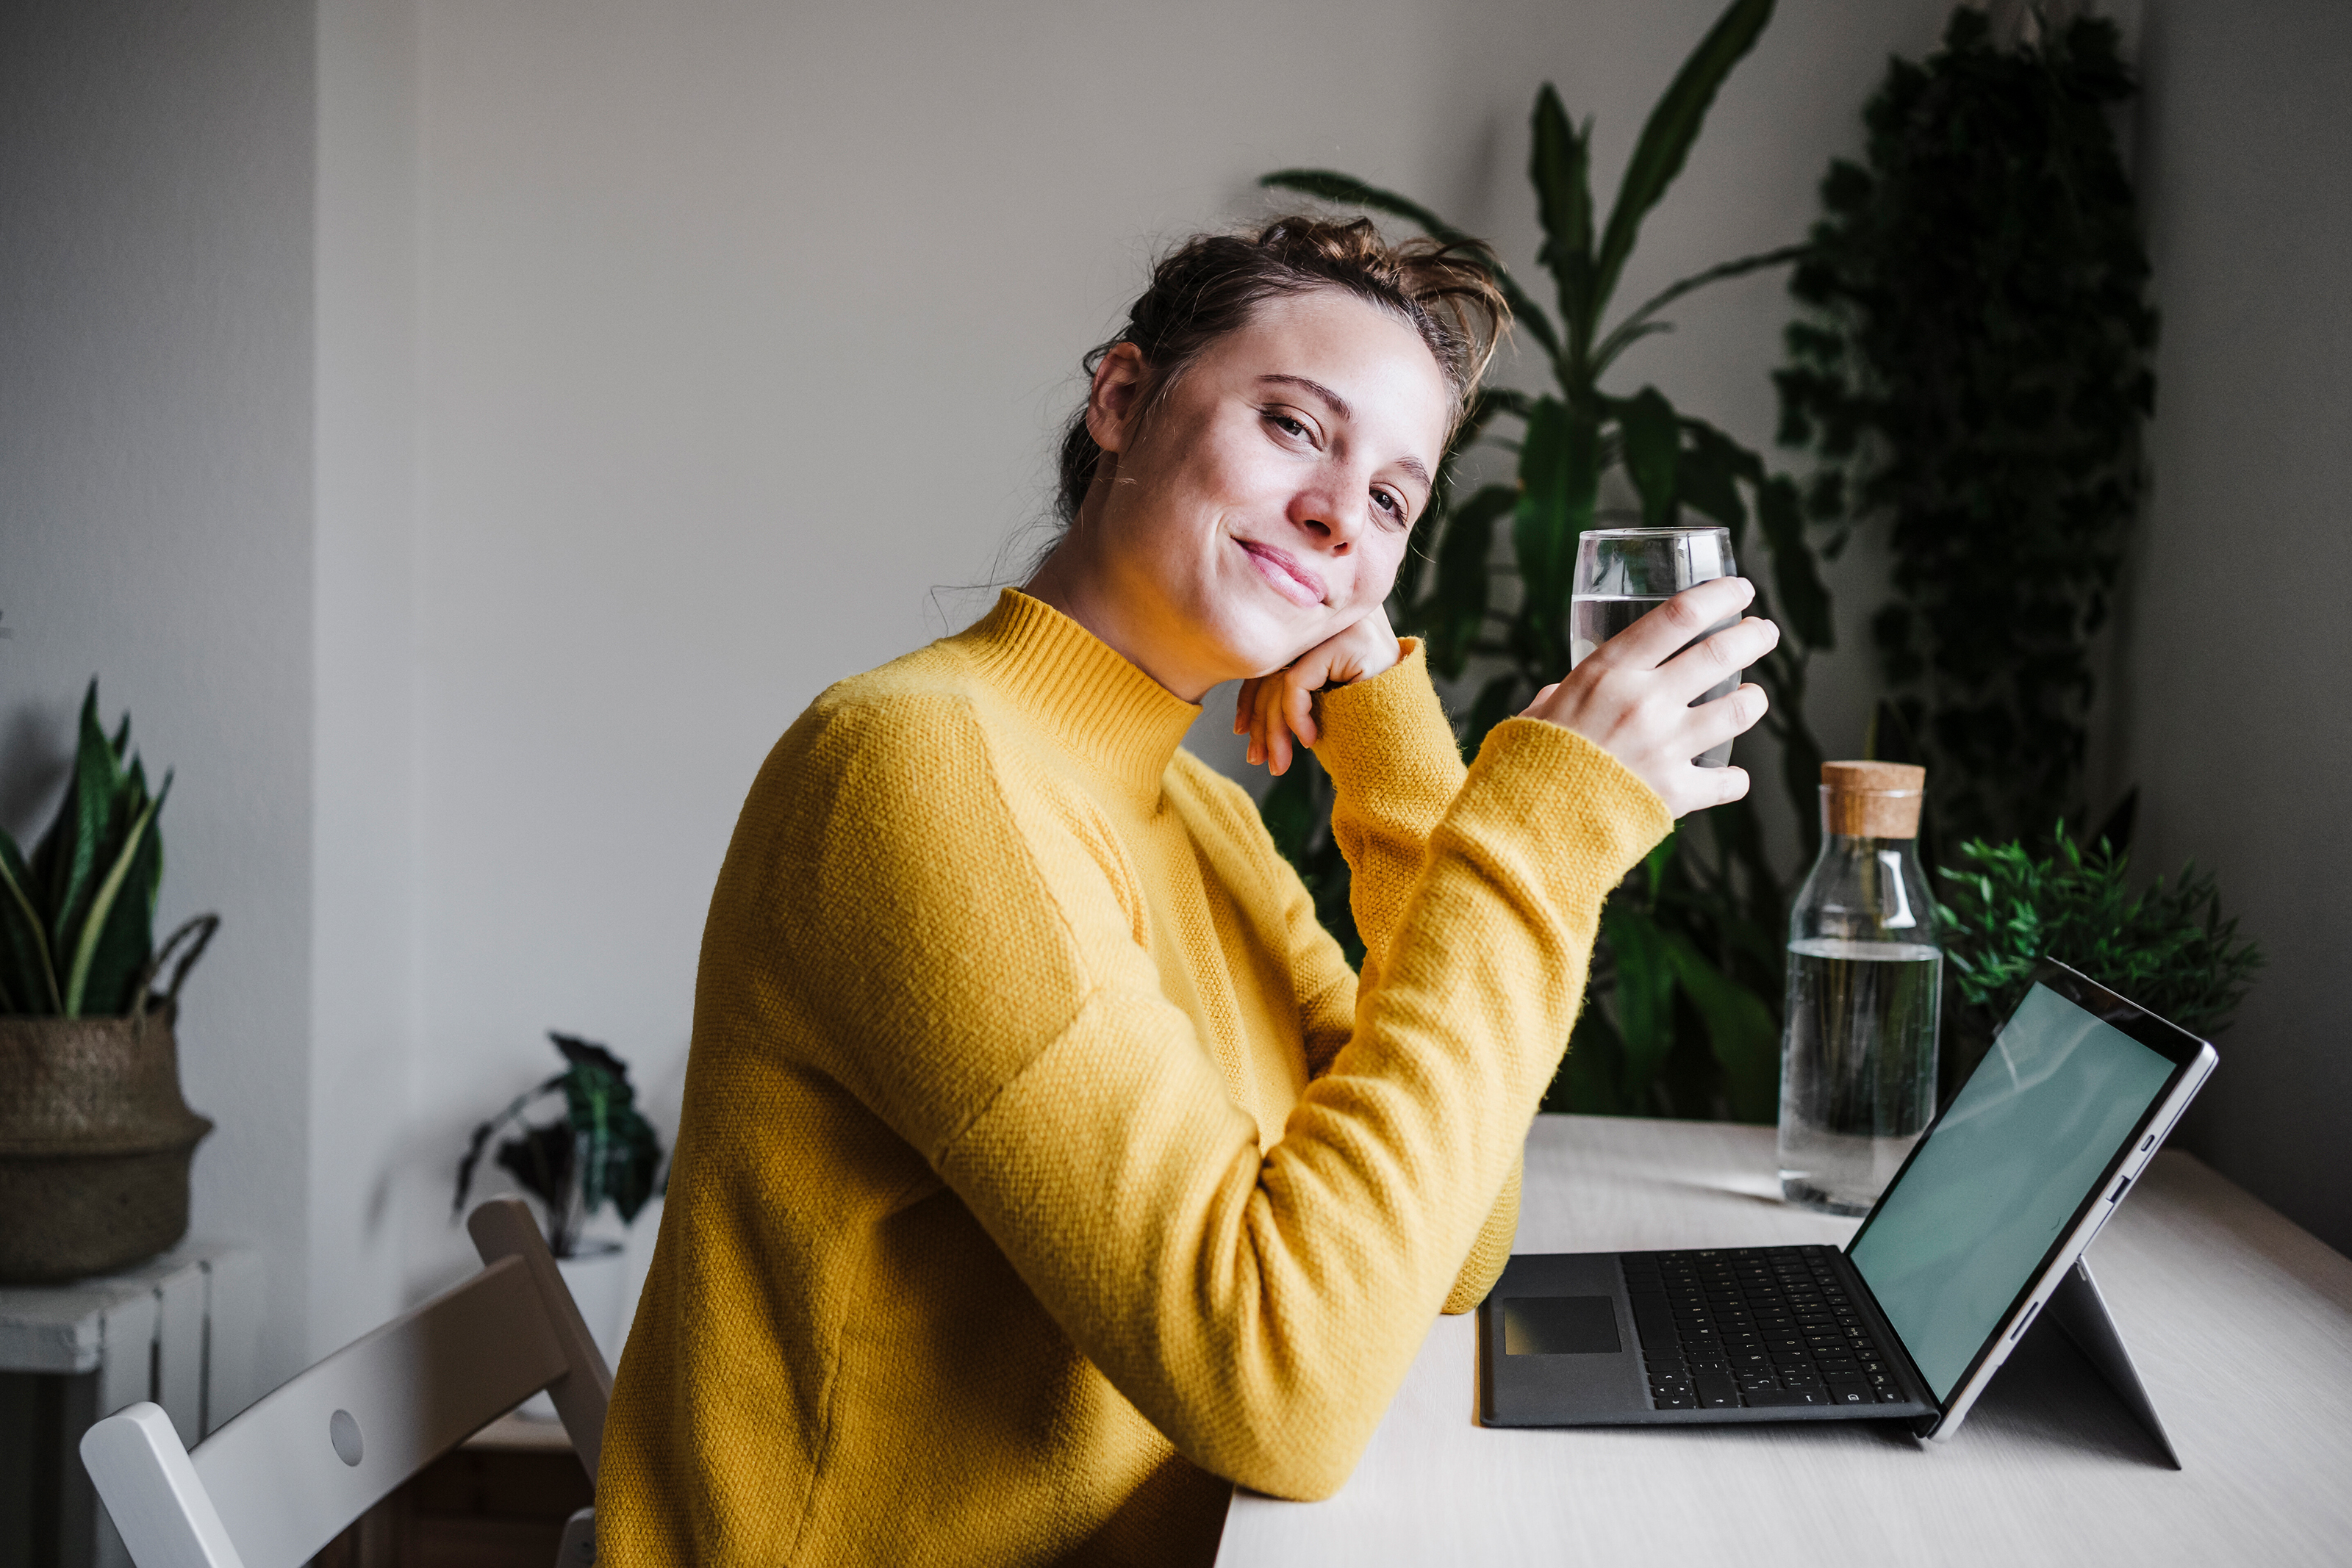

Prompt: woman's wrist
xmin=1236 ymin=608 xmax=1402 ymax=773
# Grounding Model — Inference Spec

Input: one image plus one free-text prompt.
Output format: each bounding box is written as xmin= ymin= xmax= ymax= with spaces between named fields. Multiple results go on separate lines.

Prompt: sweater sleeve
xmin=775 ymin=692 xmax=1667 ymax=1502
xmin=1307 ymin=642 xmax=1519 ymax=1314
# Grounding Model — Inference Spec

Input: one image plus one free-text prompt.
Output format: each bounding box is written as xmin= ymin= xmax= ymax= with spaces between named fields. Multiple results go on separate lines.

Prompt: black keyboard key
xmin=1743 ymin=1388 xmax=1827 ymax=1407
xmin=1831 ymin=1388 xmax=1873 ymax=1406
xmin=1653 ymin=1395 xmax=1696 ymax=1409
xmin=1876 ymin=1387 xmax=1910 ymax=1403
xmin=1824 ymin=1372 xmax=1869 ymax=1386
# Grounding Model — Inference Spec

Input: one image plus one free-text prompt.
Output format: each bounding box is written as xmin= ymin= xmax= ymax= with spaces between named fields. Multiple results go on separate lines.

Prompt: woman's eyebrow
xmin=1257 ymin=374 xmax=1433 ymax=490
xmin=1258 ymin=373 xmax=1354 ymax=420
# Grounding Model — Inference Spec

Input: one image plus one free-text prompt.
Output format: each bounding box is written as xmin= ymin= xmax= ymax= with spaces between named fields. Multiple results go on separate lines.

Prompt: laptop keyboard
xmin=1623 ymin=1245 xmax=1912 ymax=1410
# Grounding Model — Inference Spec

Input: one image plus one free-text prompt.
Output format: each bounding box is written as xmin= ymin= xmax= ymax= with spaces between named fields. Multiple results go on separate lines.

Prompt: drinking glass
xmin=1570 ymin=525 xmax=1740 ymax=767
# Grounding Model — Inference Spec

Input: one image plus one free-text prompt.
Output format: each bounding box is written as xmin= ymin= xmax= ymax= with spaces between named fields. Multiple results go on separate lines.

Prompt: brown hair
xmin=1054 ymin=215 xmax=1510 ymax=525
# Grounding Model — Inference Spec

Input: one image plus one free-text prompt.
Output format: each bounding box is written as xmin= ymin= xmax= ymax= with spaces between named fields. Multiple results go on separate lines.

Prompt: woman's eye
xmin=1373 ymin=489 xmax=1407 ymax=523
xmin=1265 ymin=411 xmax=1310 ymax=439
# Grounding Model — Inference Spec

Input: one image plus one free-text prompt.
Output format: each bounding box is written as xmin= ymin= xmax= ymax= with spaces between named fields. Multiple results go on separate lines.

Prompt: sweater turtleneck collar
xmin=952 ymin=589 xmax=1204 ymax=802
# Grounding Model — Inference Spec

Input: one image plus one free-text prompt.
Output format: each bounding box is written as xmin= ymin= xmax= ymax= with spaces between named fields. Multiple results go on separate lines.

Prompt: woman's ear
xmin=1084 ymin=342 xmax=1150 ymax=455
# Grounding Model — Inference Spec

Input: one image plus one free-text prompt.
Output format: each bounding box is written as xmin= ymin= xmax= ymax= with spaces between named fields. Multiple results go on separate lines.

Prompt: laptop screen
xmin=1847 ymin=982 xmax=2177 ymax=1400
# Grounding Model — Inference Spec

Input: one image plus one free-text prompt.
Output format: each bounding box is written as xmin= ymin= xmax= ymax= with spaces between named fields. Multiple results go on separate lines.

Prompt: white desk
xmin=1216 ymin=1115 xmax=2352 ymax=1567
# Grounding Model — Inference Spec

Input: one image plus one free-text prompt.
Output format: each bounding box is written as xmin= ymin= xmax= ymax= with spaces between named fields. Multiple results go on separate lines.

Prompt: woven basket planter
xmin=0 ymin=943 xmax=215 ymax=1281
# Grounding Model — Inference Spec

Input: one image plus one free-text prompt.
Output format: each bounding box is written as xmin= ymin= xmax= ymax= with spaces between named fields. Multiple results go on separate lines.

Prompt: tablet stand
xmin=2042 ymin=1256 xmax=2181 ymax=1469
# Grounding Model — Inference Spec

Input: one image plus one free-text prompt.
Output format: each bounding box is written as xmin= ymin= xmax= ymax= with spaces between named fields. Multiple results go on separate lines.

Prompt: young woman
xmin=601 ymin=218 xmax=1776 ymax=1566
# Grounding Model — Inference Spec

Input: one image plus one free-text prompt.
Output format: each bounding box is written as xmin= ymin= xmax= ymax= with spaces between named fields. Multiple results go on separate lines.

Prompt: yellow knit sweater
xmin=600 ymin=590 xmax=1668 ymax=1566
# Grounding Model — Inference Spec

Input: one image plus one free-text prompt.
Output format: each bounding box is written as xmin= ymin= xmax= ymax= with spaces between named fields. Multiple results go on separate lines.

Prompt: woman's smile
xmin=1236 ymin=536 xmax=1327 ymax=608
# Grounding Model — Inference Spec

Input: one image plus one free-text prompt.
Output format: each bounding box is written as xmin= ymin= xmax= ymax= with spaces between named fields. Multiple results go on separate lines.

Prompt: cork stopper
xmin=1820 ymin=760 xmax=1926 ymax=838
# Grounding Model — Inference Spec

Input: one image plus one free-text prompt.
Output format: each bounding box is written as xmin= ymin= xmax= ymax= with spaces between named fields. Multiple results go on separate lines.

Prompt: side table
xmin=0 ymin=1242 xmax=262 ymax=1568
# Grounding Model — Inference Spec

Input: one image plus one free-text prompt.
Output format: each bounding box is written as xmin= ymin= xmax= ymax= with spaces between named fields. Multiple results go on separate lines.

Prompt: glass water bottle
xmin=1777 ymin=761 xmax=1941 ymax=1215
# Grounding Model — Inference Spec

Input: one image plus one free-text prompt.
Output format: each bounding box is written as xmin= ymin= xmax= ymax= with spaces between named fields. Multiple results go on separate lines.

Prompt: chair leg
xmin=556 ymin=1506 xmax=594 ymax=1567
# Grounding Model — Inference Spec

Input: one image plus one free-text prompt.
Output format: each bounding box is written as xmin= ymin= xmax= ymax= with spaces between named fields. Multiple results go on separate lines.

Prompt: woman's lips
xmin=1236 ymin=539 xmax=1327 ymax=608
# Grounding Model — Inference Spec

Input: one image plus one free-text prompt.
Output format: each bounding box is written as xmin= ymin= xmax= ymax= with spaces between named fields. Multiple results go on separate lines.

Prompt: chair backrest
xmin=81 ymin=1198 xmax=610 ymax=1568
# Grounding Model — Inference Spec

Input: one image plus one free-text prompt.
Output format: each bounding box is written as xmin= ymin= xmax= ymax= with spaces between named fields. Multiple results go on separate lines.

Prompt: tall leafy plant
xmin=1775 ymin=10 xmax=2156 ymax=861
xmin=0 ymin=680 xmax=173 ymax=1017
xmin=1258 ymin=0 xmax=1835 ymax=1121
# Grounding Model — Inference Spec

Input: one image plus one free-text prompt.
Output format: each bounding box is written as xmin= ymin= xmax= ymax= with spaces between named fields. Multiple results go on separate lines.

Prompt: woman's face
xmin=1078 ymin=288 xmax=1452 ymax=698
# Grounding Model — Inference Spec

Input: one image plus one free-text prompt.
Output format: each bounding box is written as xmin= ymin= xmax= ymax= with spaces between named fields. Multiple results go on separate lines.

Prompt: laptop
xmin=1480 ymin=959 xmax=2217 ymax=1442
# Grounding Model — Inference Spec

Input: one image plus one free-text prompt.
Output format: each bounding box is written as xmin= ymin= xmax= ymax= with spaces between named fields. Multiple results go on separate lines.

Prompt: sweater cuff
xmin=1452 ymin=717 xmax=1673 ymax=891
xmin=1311 ymin=638 xmax=1467 ymax=808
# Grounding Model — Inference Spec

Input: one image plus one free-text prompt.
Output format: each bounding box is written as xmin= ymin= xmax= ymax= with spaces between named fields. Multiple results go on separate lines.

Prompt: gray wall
xmin=2118 ymin=0 xmax=2352 ymax=1254
xmin=381 ymin=0 xmax=1957 ymax=1301
xmin=1 ymin=0 xmax=2342 ymax=1384
xmin=0 ymin=0 xmax=319 ymax=1379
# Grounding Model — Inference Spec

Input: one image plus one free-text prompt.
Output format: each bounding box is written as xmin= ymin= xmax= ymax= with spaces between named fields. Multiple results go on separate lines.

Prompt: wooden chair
xmin=79 ymin=1198 xmax=607 ymax=1568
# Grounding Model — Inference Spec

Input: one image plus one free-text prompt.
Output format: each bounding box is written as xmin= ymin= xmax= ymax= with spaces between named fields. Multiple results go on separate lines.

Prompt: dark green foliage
xmin=0 ymin=680 xmax=172 ymax=1017
xmin=453 ymin=1031 xmax=667 ymax=1257
xmin=1261 ymin=0 xmax=1832 ymax=1121
xmin=1776 ymin=10 xmax=2157 ymax=860
xmin=1936 ymin=826 xmax=2263 ymax=1042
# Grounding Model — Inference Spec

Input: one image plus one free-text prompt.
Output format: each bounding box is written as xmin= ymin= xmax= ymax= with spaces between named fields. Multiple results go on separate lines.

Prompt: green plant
xmin=1259 ymin=0 xmax=1832 ymax=1121
xmin=1776 ymin=10 xmax=2156 ymax=860
xmin=0 ymin=680 xmax=173 ymax=1017
xmin=453 ymin=1032 xmax=666 ymax=1258
xmin=1937 ymin=824 xmax=2262 ymax=1050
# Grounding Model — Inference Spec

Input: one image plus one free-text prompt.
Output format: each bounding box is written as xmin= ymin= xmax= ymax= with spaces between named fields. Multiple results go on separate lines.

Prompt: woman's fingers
xmin=1659 ymin=616 xmax=1781 ymax=705
xmin=1686 ymin=682 xmax=1769 ymax=759
xmin=1588 ymin=577 xmax=1756 ymax=671
xmin=1685 ymin=763 xmax=1752 ymax=813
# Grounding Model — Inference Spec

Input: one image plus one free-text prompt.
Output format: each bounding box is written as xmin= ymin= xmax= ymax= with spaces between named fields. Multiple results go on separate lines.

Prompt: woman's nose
xmin=1288 ymin=483 xmax=1359 ymax=555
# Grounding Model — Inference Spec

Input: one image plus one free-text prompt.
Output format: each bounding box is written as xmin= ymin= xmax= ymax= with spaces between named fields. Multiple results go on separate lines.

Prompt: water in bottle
xmin=1776 ymin=761 xmax=1941 ymax=1215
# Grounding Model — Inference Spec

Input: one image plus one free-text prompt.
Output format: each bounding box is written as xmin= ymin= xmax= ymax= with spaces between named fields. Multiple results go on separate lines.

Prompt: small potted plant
xmin=453 ymin=1030 xmax=666 ymax=1390
xmin=0 ymin=681 xmax=218 ymax=1281
xmin=1937 ymin=824 xmax=2265 ymax=1095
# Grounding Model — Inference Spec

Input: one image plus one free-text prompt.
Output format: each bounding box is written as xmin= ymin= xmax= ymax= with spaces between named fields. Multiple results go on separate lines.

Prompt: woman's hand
xmin=1233 ymin=608 xmax=1402 ymax=776
xmin=1520 ymin=577 xmax=1780 ymax=819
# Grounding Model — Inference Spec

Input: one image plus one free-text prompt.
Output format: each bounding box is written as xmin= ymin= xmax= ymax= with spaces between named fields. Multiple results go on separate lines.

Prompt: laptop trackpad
xmin=1501 ymin=1295 xmax=1622 ymax=1355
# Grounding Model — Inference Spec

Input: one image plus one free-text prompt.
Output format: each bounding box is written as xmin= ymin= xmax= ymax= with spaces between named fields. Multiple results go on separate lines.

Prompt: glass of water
xmin=1570 ymin=525 xmax=1740 ymax=766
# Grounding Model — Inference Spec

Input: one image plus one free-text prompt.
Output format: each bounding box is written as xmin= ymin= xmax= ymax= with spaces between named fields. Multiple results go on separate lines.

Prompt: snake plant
xmin=0 ymin=680 xmax=172 ymax=1017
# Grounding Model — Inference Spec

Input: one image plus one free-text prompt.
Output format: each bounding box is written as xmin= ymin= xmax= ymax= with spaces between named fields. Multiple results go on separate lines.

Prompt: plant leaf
xmin=1529 ymin=87 xmax=1596 ymax=359
xmin=1548 ymin=1005 xmax=1629 ymax=1114
xmin=62 ymin=783 xmax=162 ymax=1015
xmin=1614 ymin=386 xmax=1682 ymax=529
xmin=1754 ymin=474 xmax=1834 ymax=650
xmin=1460 ymin=673 xmax=1523 ymax=764
xmin=1259 ymin=169 xmax=1564 ymax=364
xmin=1661 ymin=930 xmax=1780 ymax=1122
xmin=1423 ymin=483 xmax=1515 ymax=679
xmin=1591 ymin=0 xmax=1776 ymax=326
xmin=1592 ymin=243 xmax=1808 ymax=373
xmin=1604 ymin=903 xmax=1678 ymax=1104
xmin=1675 ymin=422 xmax=1746 ymax=533
xmin=33 ymin=681 xmax=118 ymax=961
xmin=0 ymin=832 xmax=62 ymax=1013
xmin=1513 ymin=396 xmax=1598 ymax=653
xmin=76 ymin=772 xmax=168 ymax=1015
